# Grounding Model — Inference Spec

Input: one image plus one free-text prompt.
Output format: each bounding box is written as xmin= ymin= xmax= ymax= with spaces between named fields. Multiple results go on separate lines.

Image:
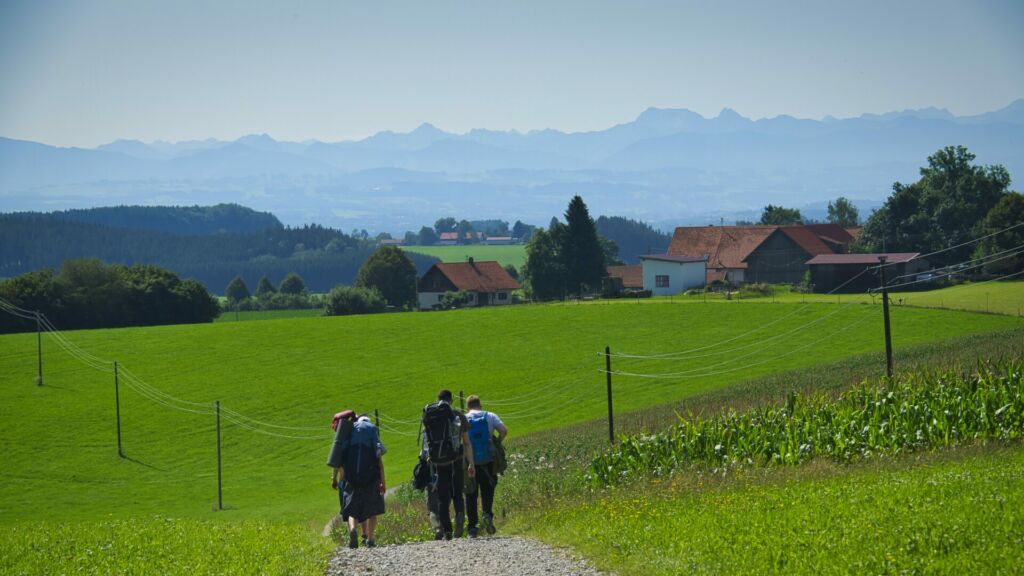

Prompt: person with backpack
xmin=464 ymin=395 xmax=507 ymax=538
xmin=334 ymin=414 xmax=386 ymax=549
xmin=421 ymin=389 xmax=475 ymax=540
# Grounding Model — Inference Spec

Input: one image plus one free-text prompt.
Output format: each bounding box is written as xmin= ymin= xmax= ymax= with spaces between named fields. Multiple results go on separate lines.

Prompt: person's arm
xmin=491 ymin=413 xmax=508 ymax=442
xmin=463 ymin=429 xmax=476 ymax=476
xmin=332 ymin=466 xmax=343 ymax=489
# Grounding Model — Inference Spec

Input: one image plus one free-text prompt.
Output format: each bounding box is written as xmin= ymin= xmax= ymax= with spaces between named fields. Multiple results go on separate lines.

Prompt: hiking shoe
xmin=482 ymin=514 xmax=496 ymax=535
xmin=444 ymin=532 xmax=453 ymax=541
xmin=468 ymin=526 xmax=478 ymax=538
xmin=348 ymin=529 xmax=359 ymax=549
xmin=366 ymin=540 xmax=376 ymax=548
xmin=434 ymin=530 xmax=444 ymax=541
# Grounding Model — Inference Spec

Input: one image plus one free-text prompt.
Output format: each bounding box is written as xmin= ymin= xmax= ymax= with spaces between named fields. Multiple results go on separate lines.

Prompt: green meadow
xmin=401 ymin=244 xmax=526 ymax=269
xmin=0 ymin=297 xmax=1021 ymax=573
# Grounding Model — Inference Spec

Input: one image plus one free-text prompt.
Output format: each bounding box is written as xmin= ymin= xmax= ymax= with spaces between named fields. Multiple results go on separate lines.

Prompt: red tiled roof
xmin=431 ymin=261 xmax=521 ymax=292
xmin=806 ymin=253 xmax=919 ymax=265
xmin=778 ymin=226 xmax=834 ymax=256
xmin=640 ymin=254 xmax=706 ymax=264
xmin=845 ymin=226 xmax=864 ymax=240
xmin=668 ymin=226 xmax=775 ymax=270
xmin=439 ymin=232 xmax=458 ymax=240
xmin=606 ymin=265 xmax=643 ymax=288
xmin=804 ymin=224 xmax=855 ymax=245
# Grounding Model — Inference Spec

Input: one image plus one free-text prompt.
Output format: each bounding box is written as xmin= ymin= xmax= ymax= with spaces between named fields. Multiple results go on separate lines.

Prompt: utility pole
xmin=114 ymin=362 xmax=124 ymax=458
xmin=878 ymin=256 xmax=893 ymax=378
xmin=605 ymin=346 xmax=614 ymax=443
xmin=36 ymin=312 xmax=42 ymax=386
xmin=216 ymin=400 xmax=223 ymax=511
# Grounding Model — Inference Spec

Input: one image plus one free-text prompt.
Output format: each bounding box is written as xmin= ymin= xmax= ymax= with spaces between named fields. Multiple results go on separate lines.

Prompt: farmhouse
xmin=807 ymin=253 xmax=928 ymax=293
xmin=743 ymin=224 xmax=855 ymax=284
xmin=417 ymin=259 xmax=520 ymax=310
xmin=638 ymin=254 xmax=706 ymax=295
xmin=667 ymin=226 xmax=775 ymax=285
xmin=669 ymin=224 xmax=856 ymax=285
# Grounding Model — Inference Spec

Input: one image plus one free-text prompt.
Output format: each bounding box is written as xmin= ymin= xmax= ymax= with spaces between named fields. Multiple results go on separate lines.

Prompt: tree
xmin=279 ymin=272 xmax=306 ymax=295
xmin=324 ymin=285 xmax=386 ymax=316
xmin=760 ymin=204 xmax=803 ymax=225
xmin=563 ymin=196 xmax=606 ymax=295
xmin=599 ymin=235 xmax=623 ymax=267
xmin=973 ymin=192 xmax=1024 ymax=275
xmin=355 ymin=246 xmax=417 ymax=309
xmin=595 ymin=216 xmax=670 ymax=263
xmin=255 ymin=276 xmax=276 ymax=298
xmin=827 ymin=197 xmax=860 ymax=227
xmin=503 ymin=264 xmax=519 ymax=281
xmin=456 ymin=220 xmax=476 ymax=244
xmin=512 ymin=220 xmax=536 ymax=243
xmin=225 ymin=275 xmax=250 ymax=303
xmin=434 ymin=217 xmax=457 ymax=235
xmin=522 ymin=227 xmax=565 ymax=300
xmin=857 ymin=146 xmax=1011 ymax=265
xmin=418 ymin=226 xmax=438 ymax=246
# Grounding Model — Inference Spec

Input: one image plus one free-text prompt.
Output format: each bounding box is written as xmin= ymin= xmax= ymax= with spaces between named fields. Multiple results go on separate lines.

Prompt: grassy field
xmin=672 ymin=280 xmax=1024 ymax=316
xmin=0 ymin=298 xmax=1021 ymax=573
xmin=401 ymin=244 xmax=526 ymax=269
xmin=213 ymin=308 xmax=323 ymax=322
xmin=524 ymin=444 xmax=1024 ymax=575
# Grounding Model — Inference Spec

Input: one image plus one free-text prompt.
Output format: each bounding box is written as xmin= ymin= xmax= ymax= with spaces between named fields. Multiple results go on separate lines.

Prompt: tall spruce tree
xmin=562 ymin=196 xmax=606 ymax=296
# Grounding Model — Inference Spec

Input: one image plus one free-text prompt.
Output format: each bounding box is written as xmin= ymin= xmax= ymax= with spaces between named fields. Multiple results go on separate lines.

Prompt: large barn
xmin=807 ymin=253 xmax=927 ymax=293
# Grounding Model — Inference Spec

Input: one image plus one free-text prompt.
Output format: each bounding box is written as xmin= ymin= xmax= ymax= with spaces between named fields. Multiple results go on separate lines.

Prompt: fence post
xmin=216 ymin=400 xmax=223 ymax=511
xmin=878 ymin=257 xmax=893 ymax=378
xmin=374 ymin=408 xmax=380 ymax=428
xmin=114 ymin=361 xmax=124 ymax=458
xmin=36 ymin=312 xmax=42 ymax=386
xmin=605 ymin=346 xmax=614 ymax=443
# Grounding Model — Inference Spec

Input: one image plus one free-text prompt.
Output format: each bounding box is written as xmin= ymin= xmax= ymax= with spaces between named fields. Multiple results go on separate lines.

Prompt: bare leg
xmin=367 ymin=515 xmax=378 ymax=540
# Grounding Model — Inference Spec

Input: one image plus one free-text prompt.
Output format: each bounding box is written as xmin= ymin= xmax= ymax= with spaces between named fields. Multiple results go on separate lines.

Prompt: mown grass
xmin=374 ymin=326 xmax=1024 ymax=542
xmin=213 ymin=308 xmax=323 ymax=323
xmin=401 ymin=244 xmax=526 ymax=269
xmin=524 ymin=444 xmax=1024 ymax=575
xmin=0 ymin=517 xmax=332 ymax=576
xmin=1 ymin=302 xmax=1016 ymax=526
xmin=673 ymin=280 xmax=1024 ymax=317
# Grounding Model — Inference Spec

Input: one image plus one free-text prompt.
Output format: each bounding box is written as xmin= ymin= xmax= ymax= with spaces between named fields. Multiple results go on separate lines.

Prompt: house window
xmin=656 ymin=275 xmax=670 ymax=288
xmin=498 ymin=292 xmax=508 ymax=301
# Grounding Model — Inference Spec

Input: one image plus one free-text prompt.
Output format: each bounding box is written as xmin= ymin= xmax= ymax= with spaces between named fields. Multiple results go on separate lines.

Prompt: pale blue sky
xmin=1 ymin=0 xmax=1022 ymax=147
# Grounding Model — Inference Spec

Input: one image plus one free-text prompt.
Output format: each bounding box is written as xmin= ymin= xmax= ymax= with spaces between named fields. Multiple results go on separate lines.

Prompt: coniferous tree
xmin=562 ymin=196 xmax=606 ymax=296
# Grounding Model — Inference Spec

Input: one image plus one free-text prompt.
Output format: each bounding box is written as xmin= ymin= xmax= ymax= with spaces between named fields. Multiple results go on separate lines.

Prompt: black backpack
xmin=343 ymin=421 xmax=380 ymax=486
xmin=422 ymin=402 xmax=459 ymax=465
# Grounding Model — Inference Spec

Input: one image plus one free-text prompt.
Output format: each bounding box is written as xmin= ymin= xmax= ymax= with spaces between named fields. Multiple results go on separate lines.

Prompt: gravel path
xmin=325 ymin=536 xmax=608 ymax=576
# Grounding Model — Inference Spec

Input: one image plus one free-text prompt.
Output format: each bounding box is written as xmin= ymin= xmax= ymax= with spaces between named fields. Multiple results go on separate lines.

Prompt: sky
xmin=1 ymin=0 xmax=1022 ymax=148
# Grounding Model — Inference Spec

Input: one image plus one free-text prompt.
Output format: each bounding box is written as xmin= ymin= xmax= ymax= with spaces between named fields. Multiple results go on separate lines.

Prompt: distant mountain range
xmin=2 ymin=100 xmax=1022 ymax=232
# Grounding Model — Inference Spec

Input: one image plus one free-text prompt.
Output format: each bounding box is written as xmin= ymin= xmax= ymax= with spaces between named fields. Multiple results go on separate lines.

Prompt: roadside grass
xmin=1 ymin=302 xmax=1016 ymax=525
xmin=524 ymin=443 xmax=1024 ymax=575
xmin=0 ymin=517 xmax=332 ymax=576
xmin=401 ymin=244 xmax=526 ymax=269
xmin=213 ymin=308 xmax=323 ymax=322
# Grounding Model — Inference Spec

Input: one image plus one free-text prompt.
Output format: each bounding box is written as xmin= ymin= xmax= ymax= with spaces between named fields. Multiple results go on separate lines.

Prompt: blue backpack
xmin=467 ymin=411 xmax=493 ymax=464
xmin=344 ymin=420 xmax=380 ymax=486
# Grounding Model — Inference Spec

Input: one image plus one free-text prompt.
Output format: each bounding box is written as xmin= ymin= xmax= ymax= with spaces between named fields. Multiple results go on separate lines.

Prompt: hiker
xmin=421 ymin=389 xmax=474 ymax=540
xmin=332 ymin=414 xmax=386 ymax=549
xmin=464 ymin=395 xmax=507 ymax=537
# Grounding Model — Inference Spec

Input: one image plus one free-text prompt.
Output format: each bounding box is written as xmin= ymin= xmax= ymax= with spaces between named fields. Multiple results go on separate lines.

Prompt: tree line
xmin=0 ymin=259 xmax=220 ymax=334
xmin=0 ymin=216 xmax=438 ymax=294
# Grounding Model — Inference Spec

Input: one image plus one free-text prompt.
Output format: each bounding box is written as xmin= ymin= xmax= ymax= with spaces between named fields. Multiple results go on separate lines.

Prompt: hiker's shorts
xmin=342 ymin=482 xmax=385 ymax=523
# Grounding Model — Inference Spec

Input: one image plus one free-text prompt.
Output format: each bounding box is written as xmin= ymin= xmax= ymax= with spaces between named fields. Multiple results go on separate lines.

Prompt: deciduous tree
xmin=827 ymin=197 xmax=860 ymax=227
xmin=355 ymin=246 xmax=417 ymax=309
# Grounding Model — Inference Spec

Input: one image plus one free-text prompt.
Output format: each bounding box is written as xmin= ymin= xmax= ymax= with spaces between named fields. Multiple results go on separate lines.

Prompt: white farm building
xmin=639 ymin=254 xmax=706 ymax=295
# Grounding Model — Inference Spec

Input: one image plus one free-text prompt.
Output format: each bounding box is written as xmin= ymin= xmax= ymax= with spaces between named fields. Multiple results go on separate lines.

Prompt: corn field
xmin=590 ymin=360 xmax=1024 ymax=485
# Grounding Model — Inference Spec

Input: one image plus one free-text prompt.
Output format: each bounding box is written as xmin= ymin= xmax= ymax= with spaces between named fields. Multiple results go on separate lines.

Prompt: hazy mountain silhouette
xmin=2 ymin=100 xmax=1022 ymax=231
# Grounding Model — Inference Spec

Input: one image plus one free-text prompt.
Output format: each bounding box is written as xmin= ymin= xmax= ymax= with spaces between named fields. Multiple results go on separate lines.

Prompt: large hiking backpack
xmin=343 ymin=420 xmax=380 ymax=486
xmin=467 ymin=411 xmax=494 ymax=464
xmin=422 ymin=402 xmax=460 ymax=465
xmin=326 ymin=410 xmax=355 ymax=468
